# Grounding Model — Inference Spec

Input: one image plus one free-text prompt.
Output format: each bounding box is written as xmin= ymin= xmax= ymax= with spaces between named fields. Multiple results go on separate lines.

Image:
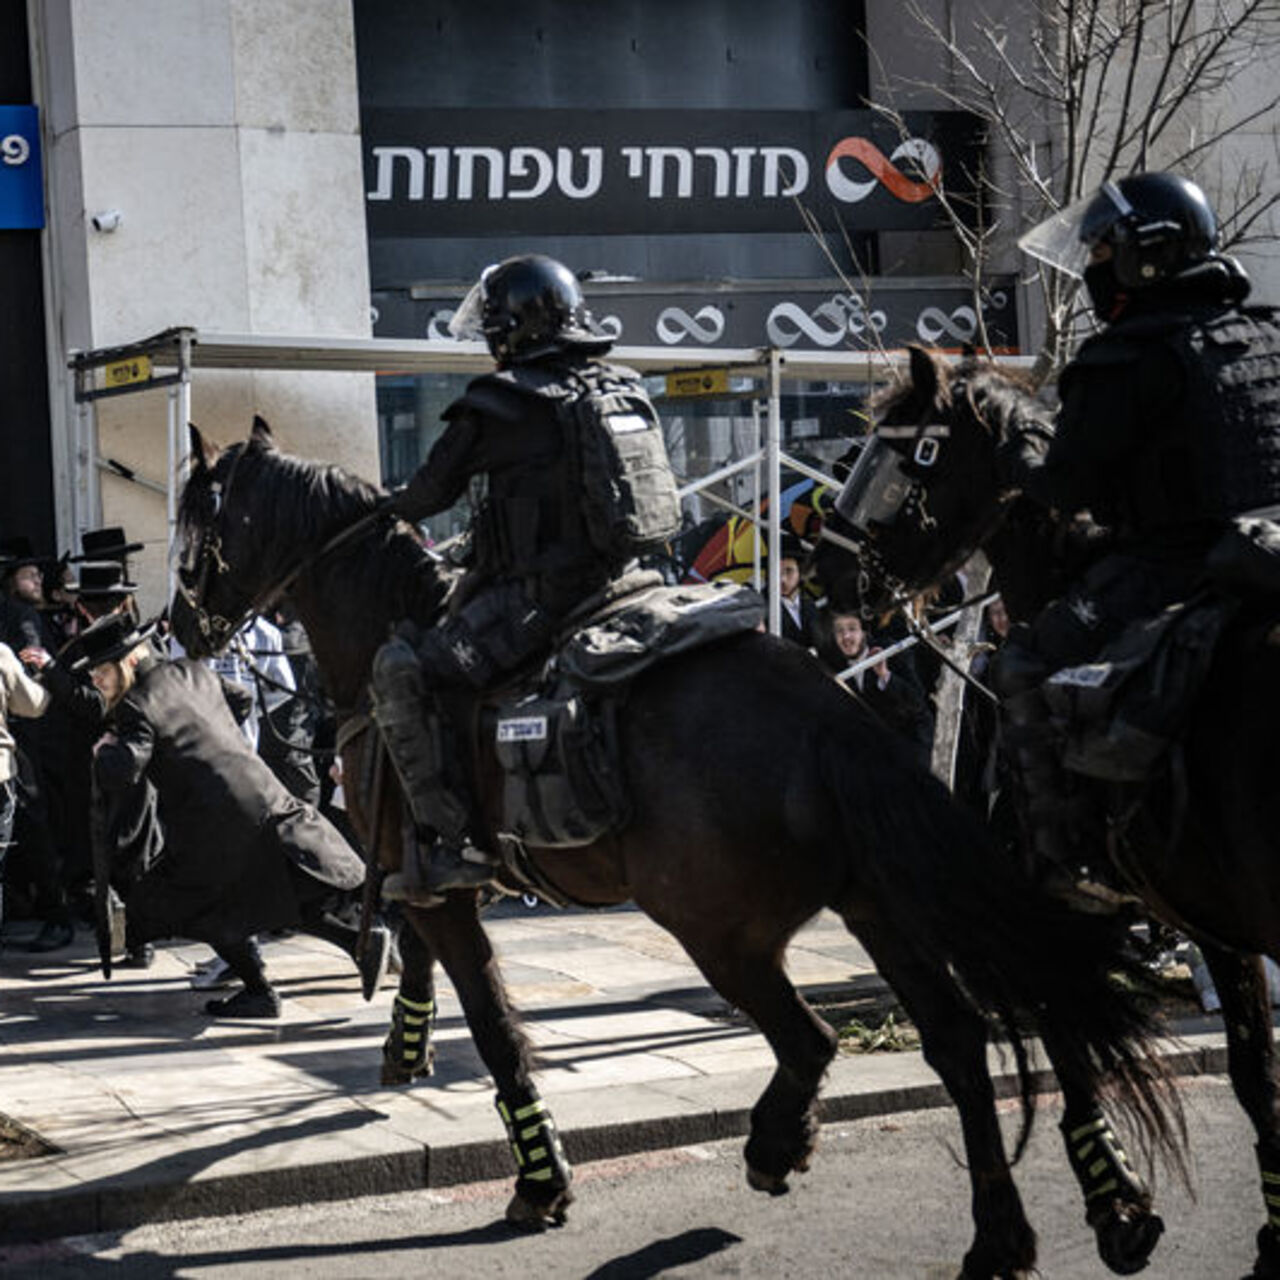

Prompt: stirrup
xmin=423 ymin=840 xmax=499 ymax=893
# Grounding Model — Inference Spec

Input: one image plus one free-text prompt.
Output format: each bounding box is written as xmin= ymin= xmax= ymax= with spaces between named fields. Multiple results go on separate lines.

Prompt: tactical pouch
xmin=493 ymin=687 xmax=627 ymax=847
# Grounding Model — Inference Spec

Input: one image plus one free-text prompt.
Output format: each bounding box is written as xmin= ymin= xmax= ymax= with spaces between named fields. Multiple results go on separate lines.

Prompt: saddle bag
xmin=493 ymin=684 xmax=629 ymax=847
xmin=1043 ymin=592 xmax=1236 ymax=783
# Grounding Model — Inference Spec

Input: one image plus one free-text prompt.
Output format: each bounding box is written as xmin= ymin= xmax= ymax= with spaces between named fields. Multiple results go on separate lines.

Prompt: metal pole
xmin=167 ymin=330 xmax=194 ymax=606
xmin=752 ymin=398 xmax=763 ymax=593
xmin=766 ymin=349 xmax=782 ymax=636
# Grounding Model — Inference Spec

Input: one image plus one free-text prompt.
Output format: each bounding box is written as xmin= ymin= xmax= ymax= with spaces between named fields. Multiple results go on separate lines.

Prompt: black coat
xmin=94 ymin=655 xmax=364 ymax=948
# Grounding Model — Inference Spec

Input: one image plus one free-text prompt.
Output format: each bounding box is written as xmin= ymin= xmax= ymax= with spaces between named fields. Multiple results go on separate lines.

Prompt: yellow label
xmin=103 ymin=355 xmax=153 ymax=388
xmin=665 ymin=368 xmax=730 ymax=398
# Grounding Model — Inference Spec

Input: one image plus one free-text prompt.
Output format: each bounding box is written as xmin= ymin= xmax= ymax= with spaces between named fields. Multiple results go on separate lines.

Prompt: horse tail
xmin=819 ymin=728 xmax=1185 ymax=1175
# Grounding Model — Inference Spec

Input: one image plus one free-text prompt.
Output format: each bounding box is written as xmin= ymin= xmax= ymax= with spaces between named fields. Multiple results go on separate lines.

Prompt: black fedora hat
xmin=68 ymin=526 xmax=145 ymax=565
xmin=71 ymin=613 xmax=159 ymax=672
xmin=0 ymin=535 xmax=44 ymax=573
xmin=70 ymin=560 xmax=139 ymax=597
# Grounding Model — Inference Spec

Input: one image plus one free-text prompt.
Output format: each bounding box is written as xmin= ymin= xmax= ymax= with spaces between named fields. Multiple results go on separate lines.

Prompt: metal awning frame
xmin=67 ymin=326 xmax=1033 ymax=635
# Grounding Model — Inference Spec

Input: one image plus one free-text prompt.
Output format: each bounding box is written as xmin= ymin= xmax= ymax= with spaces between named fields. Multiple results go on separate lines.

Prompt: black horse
xmin=814 ymin=344 xmax=1280 ymax=1279
xmin=172 ymin=416 xmax=1182 ymax=1279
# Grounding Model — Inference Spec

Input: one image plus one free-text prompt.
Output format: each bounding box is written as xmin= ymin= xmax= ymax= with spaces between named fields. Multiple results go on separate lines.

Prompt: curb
xmin=0 ymin=1031 xmax=1229 ymax=1244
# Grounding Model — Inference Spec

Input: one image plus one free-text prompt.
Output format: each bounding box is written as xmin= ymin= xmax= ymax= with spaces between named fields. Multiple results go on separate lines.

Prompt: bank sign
xmin=0 ymin=106 xmax=44 ymax=230
xmin=363 ymin=108 xmax=984 ymax=238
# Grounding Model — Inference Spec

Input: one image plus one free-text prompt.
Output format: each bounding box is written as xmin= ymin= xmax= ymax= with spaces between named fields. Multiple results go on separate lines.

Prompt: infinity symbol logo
xmin=916 ymin=306 xmax=978 ymax=344
xmin=656 ymin=305 xmax=725 ymax=345
xmin=1 ymin=134 xmax=31 ymax=166
xmin=767 ymin=295 xmax=887 ymax=348
xmin=824 ymin=137 xmax=940 ymax=204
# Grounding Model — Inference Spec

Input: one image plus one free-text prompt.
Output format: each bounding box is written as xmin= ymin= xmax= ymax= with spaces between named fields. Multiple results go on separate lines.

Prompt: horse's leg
xmin=680 ymin=930 xmax=838 ymax=1192
xmin=849 ymin=917 xmax=1037 ymax=1280
xmin=1201 ymin=944 xmax=1280 ymax=1280
xmin=381 ymin=916 xmax=437 ymax=1085
xmin=406 ymin=894 xmax=573 ymax=1231
xmin=1040 ymin=1023 xmax=1164 ymax=1276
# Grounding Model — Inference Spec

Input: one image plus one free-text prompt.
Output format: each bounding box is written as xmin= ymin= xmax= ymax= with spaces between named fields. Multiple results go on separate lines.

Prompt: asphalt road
xmin=0 ymin=1075 xmax=1261 ymax=1279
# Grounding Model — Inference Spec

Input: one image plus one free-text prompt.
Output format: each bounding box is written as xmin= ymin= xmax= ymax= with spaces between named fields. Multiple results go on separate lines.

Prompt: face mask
xmin=1084 ymin=260 xmax=1127 ymax=322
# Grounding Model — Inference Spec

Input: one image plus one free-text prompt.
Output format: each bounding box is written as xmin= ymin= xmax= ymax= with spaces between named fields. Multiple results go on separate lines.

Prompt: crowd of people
xmin=0 ymin=525 xmax=389 ymax=1018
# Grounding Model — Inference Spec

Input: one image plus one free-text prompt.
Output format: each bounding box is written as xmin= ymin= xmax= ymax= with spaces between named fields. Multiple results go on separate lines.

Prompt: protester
xmin=81 ymin=612 xmax=390 ymax=1016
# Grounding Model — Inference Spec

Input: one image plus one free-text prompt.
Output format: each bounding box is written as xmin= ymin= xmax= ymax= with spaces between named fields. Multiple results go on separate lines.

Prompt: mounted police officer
xmin=371 ymin=254 xmax=680 ymax=898
xmin=997 ymin=171 xmax=1280 ymax=903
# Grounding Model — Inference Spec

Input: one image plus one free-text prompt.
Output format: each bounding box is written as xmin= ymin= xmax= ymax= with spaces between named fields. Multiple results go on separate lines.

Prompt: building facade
xmin=3 ymin=0 xmax=1275 ymax=611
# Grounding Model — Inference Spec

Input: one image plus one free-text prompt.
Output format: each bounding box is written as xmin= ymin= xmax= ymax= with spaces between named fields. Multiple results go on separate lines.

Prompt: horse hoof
xmin=746 ymin=1164 xmax=789 ymax=1196
xmin=505 ymin=1188 xmax=571 ymax=1231
xmin=1093 ymin=1203 xmax=1164 ymax=1275
xmin=379 ymin=1047 xmax=435 ymax=1087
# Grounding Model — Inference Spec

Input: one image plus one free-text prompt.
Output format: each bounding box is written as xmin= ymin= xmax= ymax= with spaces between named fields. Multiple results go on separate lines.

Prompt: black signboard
xmin=363 ymin=108 xmax=985 ymax=239
xmin=372 ymin=278 xmax=1018 ymax=355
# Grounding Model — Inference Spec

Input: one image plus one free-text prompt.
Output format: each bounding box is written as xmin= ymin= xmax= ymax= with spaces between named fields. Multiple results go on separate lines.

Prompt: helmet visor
xmin=446 ymin=265 xmax=497 ymax=341
xmin=1018 ymin=196 xmax=1095 ymax=279
xmin=1018 ymin=183 xmax=1134 ymax=279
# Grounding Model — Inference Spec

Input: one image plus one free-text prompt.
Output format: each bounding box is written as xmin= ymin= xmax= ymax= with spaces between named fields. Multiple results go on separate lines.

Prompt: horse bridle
xmin=178 ymin=444 xmax=389 ymax=654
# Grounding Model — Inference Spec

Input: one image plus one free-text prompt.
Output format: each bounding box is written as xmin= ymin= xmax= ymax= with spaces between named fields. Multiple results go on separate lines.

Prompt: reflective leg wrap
xmin=371 ymin=636 xmax=469 ymax=840
xmin=1062 ymin=1110 xmax=1148 ymax=1215
xmin=496 ymin=1089 xmax=573 ymax=1192
xmin=381 ymin=992 xmax=435 ymax=1082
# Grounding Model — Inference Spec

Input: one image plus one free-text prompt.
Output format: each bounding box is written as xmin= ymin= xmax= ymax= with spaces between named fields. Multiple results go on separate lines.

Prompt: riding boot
xmin=994 ymin=645 xmax=1107 ymax=909
xmin=371 ymin=632 xmax=469 ymax=837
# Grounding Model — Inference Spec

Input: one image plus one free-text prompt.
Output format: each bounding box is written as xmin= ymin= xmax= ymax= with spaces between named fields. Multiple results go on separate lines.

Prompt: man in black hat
xmin=773 ymin=534 xmax=820 ymax=650
xmin=68 ymin=526 xmax=146 ymax=572
xmin=80 ymin=613 xmax=390 ymax=1016
xmin=22 ymin=559 xmax=148 ymax=960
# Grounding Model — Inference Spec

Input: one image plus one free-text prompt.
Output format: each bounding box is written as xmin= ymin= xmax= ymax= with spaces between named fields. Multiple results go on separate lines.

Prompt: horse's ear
xmin=188 ymin=423 xmax=216 ymax=471
xmin=907 ymin=345 xmax=942 ymax=401
xmin=250 ymin=415 xmax=275 ymax=448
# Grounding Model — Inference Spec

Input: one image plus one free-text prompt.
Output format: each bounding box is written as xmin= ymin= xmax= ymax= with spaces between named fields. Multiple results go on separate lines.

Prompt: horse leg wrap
xmin=496 ymin=1088 xmax=573 ymax=1196
xmin=1253 ymin=1144 xmax=1280 ymax=1277
xmin=1062 ymin=1110 xmax=1149 ymax=1218
xmin=382 ymin=993 xmax=435 ymax=1082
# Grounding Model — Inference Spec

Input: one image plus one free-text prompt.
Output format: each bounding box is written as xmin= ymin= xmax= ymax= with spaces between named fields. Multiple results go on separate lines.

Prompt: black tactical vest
xmin=1068 ymin=304 xmax=1280 ymax=534
xmin=1170 ymin=306 xmax=1280 ymax=519
xmin=454 ymin=361 xmax=626 ymax=601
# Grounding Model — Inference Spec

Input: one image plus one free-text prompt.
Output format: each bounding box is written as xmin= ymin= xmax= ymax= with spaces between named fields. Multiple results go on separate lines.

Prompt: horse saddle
xmin=484 ymin=578 xmax=765 ymax=849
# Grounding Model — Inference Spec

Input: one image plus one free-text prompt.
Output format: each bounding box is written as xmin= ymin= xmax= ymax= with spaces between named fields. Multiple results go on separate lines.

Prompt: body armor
xmin=1060 ymin=304 xmax=1280 ymax=539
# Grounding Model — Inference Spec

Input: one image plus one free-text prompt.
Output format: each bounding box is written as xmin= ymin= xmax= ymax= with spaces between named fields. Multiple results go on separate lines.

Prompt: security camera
xmin=90 ymin=209 xmax=123 ymax=233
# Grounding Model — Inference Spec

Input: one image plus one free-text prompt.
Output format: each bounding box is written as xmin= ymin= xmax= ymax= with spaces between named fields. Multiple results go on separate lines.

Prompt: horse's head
xmin=813 ymin=346 xmax=1051 ymax=617
xmin=171 ymin=418 xmax=271 ymax=656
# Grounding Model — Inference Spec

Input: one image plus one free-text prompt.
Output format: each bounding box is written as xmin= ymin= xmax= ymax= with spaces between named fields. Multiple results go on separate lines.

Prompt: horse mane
xmin=177 ymin=433 xmax=450 ymax=656
xmin=872 ymin=350 xmax=1052 ymax=449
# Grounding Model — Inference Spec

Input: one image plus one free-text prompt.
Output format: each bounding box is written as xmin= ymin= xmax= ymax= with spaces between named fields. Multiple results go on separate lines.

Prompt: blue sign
xmin=0 ymin=105 xmax=45 ymax=230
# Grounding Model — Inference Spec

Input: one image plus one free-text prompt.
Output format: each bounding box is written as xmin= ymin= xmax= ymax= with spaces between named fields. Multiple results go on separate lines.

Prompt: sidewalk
xmin=0 ymin=902 xmax=1228 ymax=1242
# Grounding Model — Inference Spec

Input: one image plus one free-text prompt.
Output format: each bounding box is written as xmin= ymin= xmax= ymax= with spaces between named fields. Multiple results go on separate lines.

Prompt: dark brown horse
xmin=172 ymin=417 xmax=1182 ymax=1279
xmin=814 ymin=344 xmax=1280 ymax=1279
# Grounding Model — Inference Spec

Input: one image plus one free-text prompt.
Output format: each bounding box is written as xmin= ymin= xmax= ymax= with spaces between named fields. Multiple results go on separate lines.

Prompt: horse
xmin=812 ymin=343 xmax=1280 ymax=1279
xmin=171 ymin=415 xmax=1183 ymax=1279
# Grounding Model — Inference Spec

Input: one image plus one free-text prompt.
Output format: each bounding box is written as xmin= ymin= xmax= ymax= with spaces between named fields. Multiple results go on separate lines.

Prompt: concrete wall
xmin=32 ymin=0 xmax=377 ymax=614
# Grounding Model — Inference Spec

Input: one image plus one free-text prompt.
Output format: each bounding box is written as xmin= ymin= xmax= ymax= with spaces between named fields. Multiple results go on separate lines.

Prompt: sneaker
xmin=190 ymin=956 xmax=236 ymax=990
xmin=204 ymin=987 xmax=281 ymax=1019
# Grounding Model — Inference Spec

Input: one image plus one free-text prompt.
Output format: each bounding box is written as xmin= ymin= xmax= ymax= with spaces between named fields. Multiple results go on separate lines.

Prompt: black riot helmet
xmin=1020 ymin=171 xmax=1221 ymax=320
xmin=1081 ymin=172 xmax=1217 ymax=291
xmin=449 ymin=254 xmax=613 ymax=365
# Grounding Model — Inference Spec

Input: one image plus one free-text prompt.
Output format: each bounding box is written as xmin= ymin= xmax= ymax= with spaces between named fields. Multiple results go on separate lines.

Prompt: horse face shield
xmin=834 ymin=426 xmax=948 ymax=537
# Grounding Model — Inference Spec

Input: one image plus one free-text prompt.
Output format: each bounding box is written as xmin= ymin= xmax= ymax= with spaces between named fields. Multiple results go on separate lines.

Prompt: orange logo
xmin=824 ymin=137 xmax=941 ymax=204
